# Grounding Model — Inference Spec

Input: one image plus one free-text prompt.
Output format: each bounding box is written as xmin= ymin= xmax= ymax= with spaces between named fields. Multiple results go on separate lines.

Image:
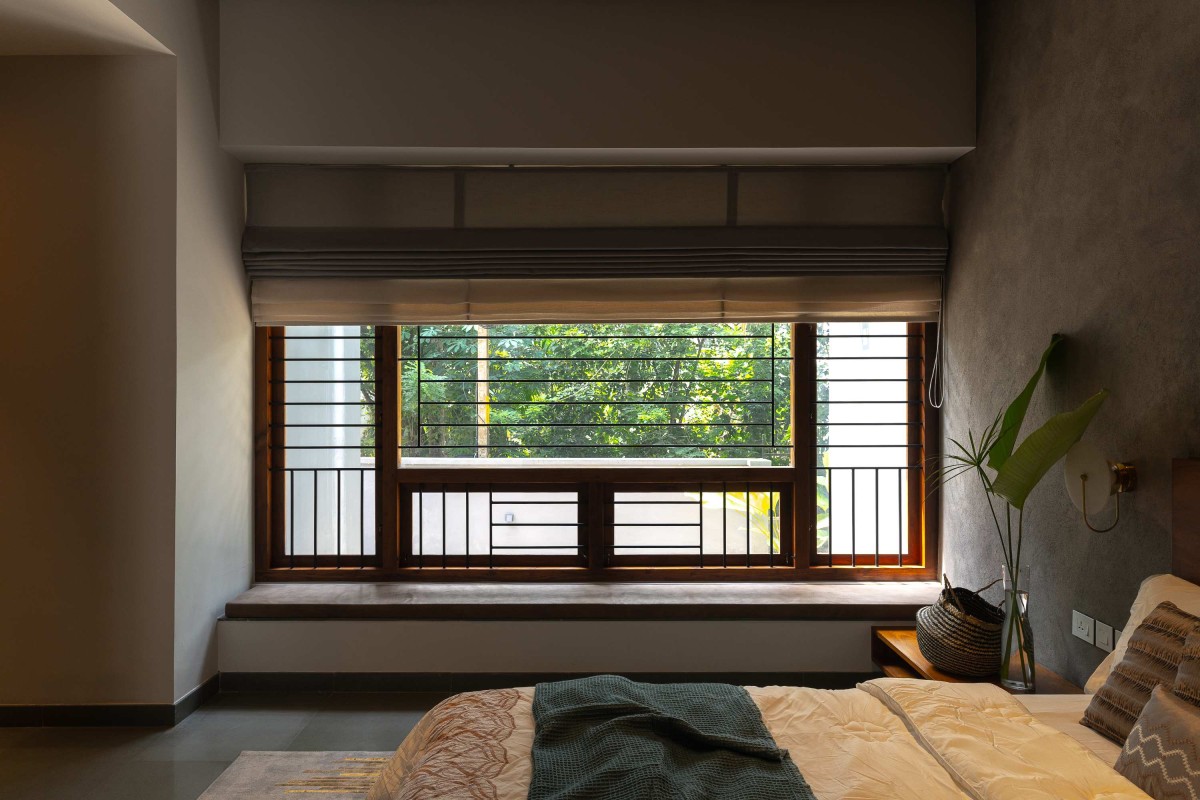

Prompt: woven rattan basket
xmin=915 ymin=575 xmax=1005 ymax=677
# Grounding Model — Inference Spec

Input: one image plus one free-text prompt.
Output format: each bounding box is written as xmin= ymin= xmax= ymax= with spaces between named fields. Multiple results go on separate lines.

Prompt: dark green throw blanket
xmin=529 ymin=675 xmax=816 ymax=800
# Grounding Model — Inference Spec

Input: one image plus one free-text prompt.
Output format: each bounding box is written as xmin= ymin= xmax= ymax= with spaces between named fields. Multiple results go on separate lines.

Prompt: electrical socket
xmin=1072 ymin=610 xmax=1095 ymax=644
xmin=1096 ymin=621 xmax=1114 ymax=652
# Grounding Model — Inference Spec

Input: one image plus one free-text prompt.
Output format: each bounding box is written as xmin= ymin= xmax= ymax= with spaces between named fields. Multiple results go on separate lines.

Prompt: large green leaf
xmin=990 ymin=390 xmax=1109 ymax=509
xmin=987 ymin=334 xmax=1064 ymax=471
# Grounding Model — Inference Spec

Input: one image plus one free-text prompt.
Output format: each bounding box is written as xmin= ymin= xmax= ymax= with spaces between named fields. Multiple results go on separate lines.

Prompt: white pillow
xmin=1084 ymin=573 xmax=1200 ymax=694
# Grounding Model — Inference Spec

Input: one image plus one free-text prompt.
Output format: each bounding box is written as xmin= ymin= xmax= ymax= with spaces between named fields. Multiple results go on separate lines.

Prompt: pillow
xmin=1082 ymin=601 xmax=1200 ymax=743
xmin=1174 ymin=631 xmax=1200 ymax=707
xmin=1086 ymin=574 xmax=1200 ymax=694
xmin=1115 ymin=686 xmax=1200 ymax=800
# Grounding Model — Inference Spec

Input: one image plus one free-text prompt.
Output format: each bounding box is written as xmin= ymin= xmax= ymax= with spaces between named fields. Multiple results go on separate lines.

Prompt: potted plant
xmin=937 ymin=334 xmax=1107 ymax=691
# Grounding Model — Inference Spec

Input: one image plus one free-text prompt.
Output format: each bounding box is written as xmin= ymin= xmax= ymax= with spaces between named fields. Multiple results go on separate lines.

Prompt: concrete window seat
xmin=225 ymin=581 xmax=940 ymax=621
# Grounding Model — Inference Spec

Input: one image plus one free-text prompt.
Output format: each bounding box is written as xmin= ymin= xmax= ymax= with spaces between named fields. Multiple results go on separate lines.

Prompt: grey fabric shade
xmin=251 ymin=274 xmax=943 ymax=325
xmin=242 ymin=225 xmax=947 ymax=279
xmin=242 ymin=166 xmax=949 ymax=325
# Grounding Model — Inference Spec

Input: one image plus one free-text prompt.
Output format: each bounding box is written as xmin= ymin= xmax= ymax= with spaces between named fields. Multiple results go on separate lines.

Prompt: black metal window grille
xmin=812 ymin=322 xmax=924 ymax=568
xmin=409 ymin=487 xmax=585 ymax=568
xmin=610 ymin=486 xmax=784 ymax=567
xmin=270 ymin=326 xmax=379 ymax=567
xmin=400 ymin=482 xmax=788 ymax=568
xmin=398 ymin=323 xmax=792 ymax=464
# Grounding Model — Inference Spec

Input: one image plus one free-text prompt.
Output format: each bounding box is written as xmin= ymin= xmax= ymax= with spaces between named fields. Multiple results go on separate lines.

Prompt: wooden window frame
xmin=799 ymin=323 xmax=939 ymax=571
xmin=254 ymin=323 xmax=940 ymax=582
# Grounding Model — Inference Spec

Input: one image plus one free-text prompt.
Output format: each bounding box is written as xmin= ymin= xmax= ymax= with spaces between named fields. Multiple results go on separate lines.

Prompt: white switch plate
xmin=1072 ymin=610 xmax=1095 ymax=644
xmin=1096 ymin=621 xmax=1114 ymax=652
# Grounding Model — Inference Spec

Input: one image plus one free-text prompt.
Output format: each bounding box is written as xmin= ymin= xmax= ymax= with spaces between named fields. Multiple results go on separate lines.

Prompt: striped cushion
xmin=1083 ymin=602 xmax=1200 ymax=744
xmin=1174 ymin=632 xmax=1200 ymax=708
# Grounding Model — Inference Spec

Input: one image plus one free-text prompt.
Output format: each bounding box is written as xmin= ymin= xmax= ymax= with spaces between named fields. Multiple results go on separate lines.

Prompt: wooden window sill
xmin=225 ymin=581 xmax=941 ymax=621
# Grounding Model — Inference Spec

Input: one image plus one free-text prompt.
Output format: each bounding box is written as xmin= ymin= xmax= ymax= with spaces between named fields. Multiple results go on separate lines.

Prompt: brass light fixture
xmin=1064 ymin=441 xmax=1137 ymax=533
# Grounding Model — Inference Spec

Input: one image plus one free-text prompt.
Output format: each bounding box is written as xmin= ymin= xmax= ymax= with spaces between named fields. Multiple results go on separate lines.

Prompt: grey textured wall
xmin=219 ymin=0 xmax=974 ymax=160
xmin=944 ymin=1 xmax=1200 ymax=686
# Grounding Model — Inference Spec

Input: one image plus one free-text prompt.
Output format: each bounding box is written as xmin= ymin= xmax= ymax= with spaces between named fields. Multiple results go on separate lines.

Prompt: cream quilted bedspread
xmin=368 ymin=678 xmax=1149 ymax=800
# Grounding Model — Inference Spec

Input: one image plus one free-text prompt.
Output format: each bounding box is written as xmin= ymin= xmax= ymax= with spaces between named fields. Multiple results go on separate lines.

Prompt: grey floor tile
xmin=0 ymin=745 xmax=118 ymax=800
xmin=286 ymin=711 xmax=424 ymax=751
xmin=318 ymin=691 xmax=453 ymax=713
xmin=0 ymin=693 xmax=439 ymax=800
xmin=85 ymin=759 xmax=232 ymax=800
xmin=134 ymin=713 xmax=313 ymax=762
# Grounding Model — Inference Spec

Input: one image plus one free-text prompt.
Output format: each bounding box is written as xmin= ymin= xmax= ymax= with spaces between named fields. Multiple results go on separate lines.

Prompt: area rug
xmin=198 ymin=751 xmax=392 ymax=798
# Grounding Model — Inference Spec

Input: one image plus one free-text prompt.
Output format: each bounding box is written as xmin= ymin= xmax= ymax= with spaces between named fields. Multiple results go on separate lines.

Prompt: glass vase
xmin=1000 ymin=564 xmax=1035 ymax=692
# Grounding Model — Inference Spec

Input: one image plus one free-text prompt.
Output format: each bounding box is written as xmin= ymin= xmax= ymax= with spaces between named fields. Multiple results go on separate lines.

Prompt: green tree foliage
xmin=397 ymin=323 xmax=792 ymax=464
xmin=360 ymin=325 xmax=376 ymax=455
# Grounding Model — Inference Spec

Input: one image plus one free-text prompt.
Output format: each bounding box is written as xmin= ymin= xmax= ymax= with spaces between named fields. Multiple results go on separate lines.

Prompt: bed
xmin=367 ymin=459 xmax=1200 ymax=800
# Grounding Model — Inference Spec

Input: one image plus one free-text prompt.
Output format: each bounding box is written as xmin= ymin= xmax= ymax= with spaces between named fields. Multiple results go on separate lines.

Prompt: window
xmin=814 ymin=323 xmax=925 ymax=567
xmin=255 ymin=322 xmax=938 ymax=580
xmin=257 ymin=326 xmax=378 ymax=568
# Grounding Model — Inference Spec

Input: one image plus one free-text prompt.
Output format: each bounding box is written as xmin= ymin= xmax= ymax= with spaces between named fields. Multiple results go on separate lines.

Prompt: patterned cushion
xmin=1087 ymin=575 xmax=1200 ymax=694
xmin=1115 ymin=686 xmax=1200 ymax=800
xmin=1175 ymin=632 xmax=1200 ymax=708
xmin=1083 ymin=602 xmax=1200 ymax=743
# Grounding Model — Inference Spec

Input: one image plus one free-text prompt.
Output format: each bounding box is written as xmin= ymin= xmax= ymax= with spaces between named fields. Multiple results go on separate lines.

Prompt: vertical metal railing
xmin=280 ymin=467 xmax=376 ymax=566
xmin=817 ymin=466 xmax=915 ymax=567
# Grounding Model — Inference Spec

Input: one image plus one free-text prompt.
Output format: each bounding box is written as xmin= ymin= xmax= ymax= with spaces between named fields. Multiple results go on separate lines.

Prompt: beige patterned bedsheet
xmin=368 ymin=684 xmax=970 ymax=800
xmin=367 ymin=680 xmax=1145 ymax=800
xmin=366 ymin=688 xmax=535 ymax=800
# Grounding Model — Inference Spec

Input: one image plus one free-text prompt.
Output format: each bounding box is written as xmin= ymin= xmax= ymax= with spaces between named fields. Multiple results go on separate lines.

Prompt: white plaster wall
xmin=111 ymin=0 xmax=254 ymax=704
xmin=0 ymin=54 xmax=178 ymax=704
xmin=219 ymin=0 xmax=974 ymax=163
xmin=218 ymin=620 xmax=883 ymax=674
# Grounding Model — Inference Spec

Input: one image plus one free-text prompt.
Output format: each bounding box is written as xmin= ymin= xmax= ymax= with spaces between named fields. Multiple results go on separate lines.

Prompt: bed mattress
xmin=1016 ymin=692 xmax=1122 ymax=764
xmin=367 ymin=679 xmax=1138 ymax=800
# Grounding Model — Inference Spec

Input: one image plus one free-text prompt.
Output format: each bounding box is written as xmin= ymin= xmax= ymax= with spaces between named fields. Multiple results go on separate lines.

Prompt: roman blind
xmin=244 ymin=166 xmax=948 ymax=325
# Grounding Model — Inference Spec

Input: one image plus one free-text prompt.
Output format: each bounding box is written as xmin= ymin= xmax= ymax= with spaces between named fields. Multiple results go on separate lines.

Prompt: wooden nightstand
xmin=872 ymin=626 xmax=1082 ymax=694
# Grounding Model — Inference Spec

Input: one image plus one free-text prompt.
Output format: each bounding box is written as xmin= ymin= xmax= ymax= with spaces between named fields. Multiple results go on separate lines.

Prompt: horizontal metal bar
xmin=277 ymin=358 xmax=372 ymax=362
xmin=273 ymin=423 xmax=367 ymax=428
xmin=418 ymin=400 xmax=776 ymax=406
xmin=490 ymin=522 xmax=583 ymax=527
xmin=801 ymin=333 xmax=922 ymax=339
xmin=273 ymin=445 xmax=377 ymax=450
xmin=817 ymin=400 xmax=920 ymax=404
xmin=414 ymin=334 xmax=779 ymax=341
xmin=815 ymin=465 xmax=919 ymax=469
xmin=612 ymin=522 xmax=701 ymax=527
xmin=271 ymin=379 xmax=374 ymax=384
xmin=399 ymin=444 xmax=791 ymax=449
xmin=413 ymin=356 xmax=789 ymax=362
xmin=819 ymin=422 xmax=916 ymax=426
xmin=486 ymin=546 xmax=582 ymax=550
xmin=271 ymin=470 xmax=374 ymax=475
xmin=810 ymin=443 xmax=920 ymax=447
xmin=272 ymin=401 xmax=376 ymax=406
xmin=816 ymin=356 xmax=913 ymax=360
xmin=613 ymin=500 xmax=707 ymax=505
xmin=275 ymin=335 xmax=373 ymax=341
xmin=609 ymin=544 xmax=703 ymax=549
xmin=274 ymin=467 xmax=373 ymax=472
xmin=419 ymin=422 xmax=773 ymax=428
xmin=478 ymin=500 xmax=579 ymax=505
xmin=418 ymin=378 xmax=773 ymax=384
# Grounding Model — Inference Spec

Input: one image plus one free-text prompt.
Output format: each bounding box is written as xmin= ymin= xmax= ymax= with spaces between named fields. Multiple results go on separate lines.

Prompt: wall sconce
xmin=1064 ymin=441 xmax=1137 ymax=532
